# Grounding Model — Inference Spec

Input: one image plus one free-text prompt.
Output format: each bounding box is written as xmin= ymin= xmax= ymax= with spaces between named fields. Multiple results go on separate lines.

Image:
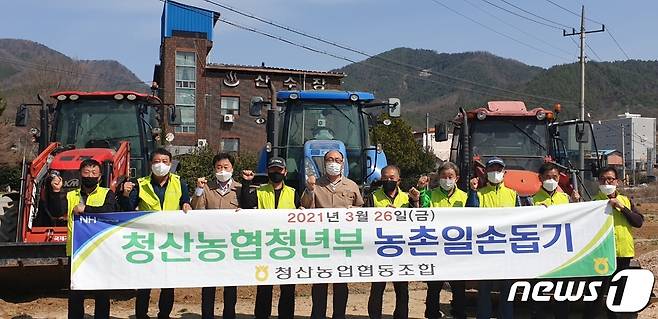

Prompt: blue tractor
xmin=249 ymin=84 xmax=401 ymax=193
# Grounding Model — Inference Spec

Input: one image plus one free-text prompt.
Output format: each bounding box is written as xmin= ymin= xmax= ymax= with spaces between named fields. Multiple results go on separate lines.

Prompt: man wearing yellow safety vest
xmin=467 ymin=157 xmax=521 ymax=319
xmin=584 ymin=166 xmax=644 ymax=319
xmin=420 ymin=162 xmax=467 ymax=319
xmin=65 ymin=159 xmax=118 ymax=319
xmin=366 ymin=165 xmax=420 ymax=319
xmin=531 ymin=162 xmax=571 ymax=207
xmin=530 ymin=162 xmax=572 ymax=318
xmin=118 ymin=148 xmax=192 ymax=319
xmin=240 ymin=156 xmax=300 ymax=319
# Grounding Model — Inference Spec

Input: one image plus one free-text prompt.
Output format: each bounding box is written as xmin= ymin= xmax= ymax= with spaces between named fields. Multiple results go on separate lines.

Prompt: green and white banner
xmin=71 ymin=201 xmax=615 ymax=290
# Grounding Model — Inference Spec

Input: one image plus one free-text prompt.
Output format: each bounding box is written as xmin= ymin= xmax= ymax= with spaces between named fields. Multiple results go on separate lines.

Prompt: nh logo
xmin=80 ymin=216 xmax=97 ymax=224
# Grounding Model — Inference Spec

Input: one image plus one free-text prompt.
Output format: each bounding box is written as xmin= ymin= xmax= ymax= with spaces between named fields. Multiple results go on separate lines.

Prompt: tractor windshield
xmin=53 ymin=99 xmax=144 ymax=158
xmin=470 ymin=118 xmax=548 ymax=171
xmin=281 ymin=102 xmax=366 ymax=183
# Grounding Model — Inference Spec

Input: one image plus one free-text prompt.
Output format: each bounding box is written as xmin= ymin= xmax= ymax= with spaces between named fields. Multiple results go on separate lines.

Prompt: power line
xmin=496 ymin=0 xmax=572 ymax=29
xmin=167 ymin=1 xmax=519 ymax=101
xmin=544 ymin=0 xmax=631 ymax=60
xmin=585 ymin=43 xmax=603 ymax=61
xmin=567 ymin=36 xmax=602 ymax=62
xmin=218 ymin=19 xmax=359 ymax=65
xmin=462 ymin=0 xmax=574 ymax=57
xmin=202 ymin=0 xmax=571 ymax=100
xmin=478 ymin=0 xmax=563 ymax=30
xmin=197 ymin=0 xmax=369 ymax=60
xmin=170 ymin=1 xmax=506 ymax=123
xmin=596 ymin=122 xmax=649 ymax=145
xmin=428 ymin=0 xmax=571 ymax=62
xmin=543 ymin=0 xmax=604 ymax=25
xmin=170 ymin=0 xmax=575 ymax=104
xmin=607 ymin=28 xmax=631 ymax=60
xmin=218 ymin=18 xmax=528 ymax=102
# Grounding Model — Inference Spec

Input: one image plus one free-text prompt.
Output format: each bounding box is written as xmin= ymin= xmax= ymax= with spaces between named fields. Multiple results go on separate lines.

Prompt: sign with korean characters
xmin=71 ymin=201 xmax=615 ymax=290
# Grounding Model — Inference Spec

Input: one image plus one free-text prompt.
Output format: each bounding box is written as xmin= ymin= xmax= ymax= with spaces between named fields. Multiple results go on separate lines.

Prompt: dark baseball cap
xmin=486 ymin=157 xmax=506 ymax=168
xmin=267 ymin=157 xmax=286 ymax=169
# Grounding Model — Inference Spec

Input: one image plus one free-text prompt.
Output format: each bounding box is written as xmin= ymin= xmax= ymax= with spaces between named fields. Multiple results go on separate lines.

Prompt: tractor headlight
xmin=289 ymin=93 xmax=299 ymax=100
xmin=114 ymin=94 xmax=124 ymax=100
xmin=127 ymin=94 xmax=137 ymax=101
xmin=477 ymin=110 xmax=487 ymax=120
xmin=56 ymin=95 xmax=67 ymax=101
xmin=349 ymin=94 xmax=359 ymax=102
xmin=69 ymin=94 xmax=79 ymax=101
xmin=536 ymin=111 xmax=546 ymax=120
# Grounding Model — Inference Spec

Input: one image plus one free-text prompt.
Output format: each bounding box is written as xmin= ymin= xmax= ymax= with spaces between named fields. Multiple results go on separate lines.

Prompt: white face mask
xmin=487 ymin=171 xmax=504 ymax=184
xmin=542 ymin=179 xmax=559 ymax=192
xmin=151 ymin=162 xmax=171 ymax=177
xmin=439 ymin=178 xmax=455 ymax=191
xmin=325 ymin=162 xmax=342 ymax=176
xmin=215 ymin=170 xmax=233 ymax=183
xmin=599 ymin=184 xmax=616 ymax=196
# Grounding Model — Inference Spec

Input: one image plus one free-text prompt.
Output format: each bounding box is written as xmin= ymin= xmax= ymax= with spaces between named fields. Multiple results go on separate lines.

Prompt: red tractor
xmin=0 ymin=90 xmax=178 ymax=289
xmin=435 ymin=101 xmax=603 ymax=200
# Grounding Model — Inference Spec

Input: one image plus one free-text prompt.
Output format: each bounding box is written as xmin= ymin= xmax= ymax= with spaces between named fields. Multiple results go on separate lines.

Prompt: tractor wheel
xmin=0 ymin=197 xmax=18 ymax=242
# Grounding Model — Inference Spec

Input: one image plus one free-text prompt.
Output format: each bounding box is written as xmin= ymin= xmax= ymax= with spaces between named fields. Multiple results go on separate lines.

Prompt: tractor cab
xmin=446 ymin=101 xmax=554 ymax=196
xmin=439 ymin=101 xmax=601 ymax=199
xmin=49 ymin=91 xmax=166 ymax=178
xmin=251 ymin=90 xmax=400 ymax=193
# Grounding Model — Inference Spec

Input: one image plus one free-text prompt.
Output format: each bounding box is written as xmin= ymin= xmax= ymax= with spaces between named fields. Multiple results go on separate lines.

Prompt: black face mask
xmin=382 ymin=180 xmax=398 ymax=193
xmin=268 ymin=172 xmax=285 ymax=183
xmin=81 ymin=176 xmax=99 ymax=189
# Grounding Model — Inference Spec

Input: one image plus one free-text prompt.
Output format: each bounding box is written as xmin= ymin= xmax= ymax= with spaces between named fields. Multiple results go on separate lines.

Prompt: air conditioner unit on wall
xmin=223 ymin=114 xmax=235 ymax=123
xmin=197 ymin=139 xmax=208 ymax=147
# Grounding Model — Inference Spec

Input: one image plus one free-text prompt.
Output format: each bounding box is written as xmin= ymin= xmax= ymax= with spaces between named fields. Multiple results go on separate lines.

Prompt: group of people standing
xmin=56 ymin=147 xmax=643 ymax=319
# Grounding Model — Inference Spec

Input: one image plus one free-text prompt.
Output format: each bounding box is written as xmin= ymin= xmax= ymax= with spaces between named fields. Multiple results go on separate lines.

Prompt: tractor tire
xmin=0 ymin=198 xmax=18 ymax=242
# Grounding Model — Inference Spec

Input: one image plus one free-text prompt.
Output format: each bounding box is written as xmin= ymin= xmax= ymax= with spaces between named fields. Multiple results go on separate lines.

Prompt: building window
xmin=221 ymin=138 xmax=240 ymax=153
xmin=220 ymin=96 xmax=240 ymax=115
xmin=175 ymin=51 xmax=196 ymax=133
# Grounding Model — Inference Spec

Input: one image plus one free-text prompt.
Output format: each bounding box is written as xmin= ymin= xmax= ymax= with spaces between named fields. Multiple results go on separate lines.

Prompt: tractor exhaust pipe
xmin=37 ymin=94 xmax=49 ymax=153
xmin=267 ymin=80 xmax=279 ymax=159
xmin=459 ymin=107 xmax=471 ymax=190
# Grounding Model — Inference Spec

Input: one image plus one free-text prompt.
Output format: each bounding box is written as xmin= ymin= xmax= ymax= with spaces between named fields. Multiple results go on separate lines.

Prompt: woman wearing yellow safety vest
xmin=65 ymin=159 xmax=118 ymax=319
xmin=240 ymin=156 xmax=301 ymax=319
xmin=367 ymin=164 xmax=420 ymax=319
xmin=118 ymin=148 xmax=192 ymax=319
xmin=584 ymin=166 xmax=644 ymax=319
xmin=419 ymin=162 xmax=467 ymax=319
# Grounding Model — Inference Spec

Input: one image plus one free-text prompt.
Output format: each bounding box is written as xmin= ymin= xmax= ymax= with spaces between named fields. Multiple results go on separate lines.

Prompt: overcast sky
xmin=1 ymin=0 xmax=655 ymax=82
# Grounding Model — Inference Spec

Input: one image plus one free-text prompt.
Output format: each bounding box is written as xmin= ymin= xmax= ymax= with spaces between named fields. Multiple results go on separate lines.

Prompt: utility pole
xmin=563 ymin=6 xmax=605 ymax=188
xmin=425 ymin=112 xmax=430 ymax=150
xmin=621 ymin=124 xmax=626 ymax=185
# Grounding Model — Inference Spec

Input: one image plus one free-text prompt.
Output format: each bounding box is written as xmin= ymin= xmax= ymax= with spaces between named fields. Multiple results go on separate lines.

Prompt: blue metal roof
xmin=161 ymin=0 xmax=218 ymax=41
xmin=277 ymin=90 xmax=375 ymax=102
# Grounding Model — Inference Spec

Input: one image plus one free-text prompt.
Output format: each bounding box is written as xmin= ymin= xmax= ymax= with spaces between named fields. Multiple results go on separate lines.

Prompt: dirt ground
xmin=2 ymin=205 xmax=657 ymax=319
